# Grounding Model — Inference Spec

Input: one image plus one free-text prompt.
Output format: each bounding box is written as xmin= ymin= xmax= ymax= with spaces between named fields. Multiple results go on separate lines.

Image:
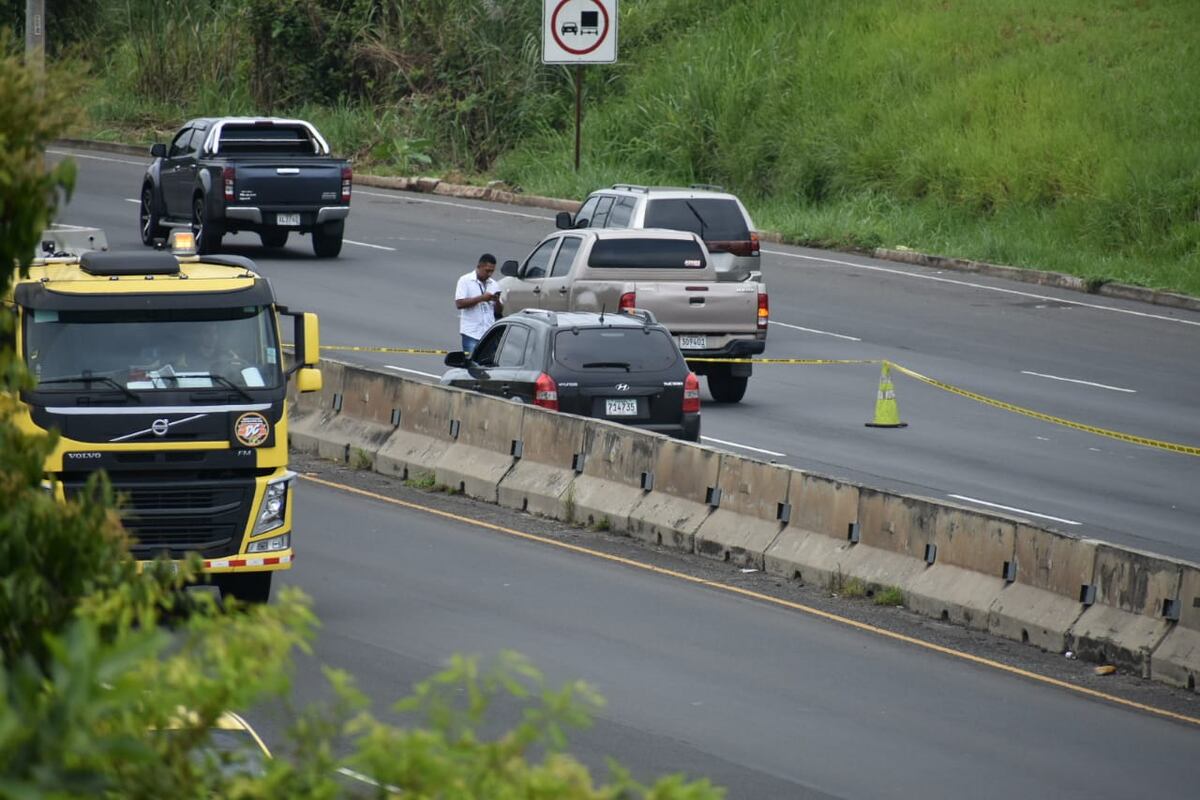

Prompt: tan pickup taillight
xmin=757 ymin=291 xmax=769 ymax=333
xmin=618 ymin=291 xmax=636 ymax=312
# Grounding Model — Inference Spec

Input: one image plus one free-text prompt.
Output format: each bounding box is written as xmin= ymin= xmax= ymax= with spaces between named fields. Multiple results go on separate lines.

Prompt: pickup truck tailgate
xmin=233 ymin=161 xmax=343 ymax=207
xmin=627 ymin=282 xmax=760 ymax=334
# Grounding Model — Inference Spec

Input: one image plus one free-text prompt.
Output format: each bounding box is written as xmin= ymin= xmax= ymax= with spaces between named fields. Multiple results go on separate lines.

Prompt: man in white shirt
xmin=454 ymin=253 xmax=503 ymax=354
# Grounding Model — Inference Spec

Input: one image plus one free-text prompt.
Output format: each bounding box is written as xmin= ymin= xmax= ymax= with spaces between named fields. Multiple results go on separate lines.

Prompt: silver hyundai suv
xmin=555 ymin=184 xmax=761 ymax=282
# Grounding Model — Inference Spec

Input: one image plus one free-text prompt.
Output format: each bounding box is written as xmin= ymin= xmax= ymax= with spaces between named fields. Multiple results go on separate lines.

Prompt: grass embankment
xmin=63 ymin=0 xmax=1200 ymax=295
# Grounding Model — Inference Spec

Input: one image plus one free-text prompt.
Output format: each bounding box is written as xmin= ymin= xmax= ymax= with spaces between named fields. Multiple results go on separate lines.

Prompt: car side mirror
xmin=555 ymin=211 xmax=573 ymax=230
xmin=444 ymin=351 xmax=468 ymax=368
xmin=150 ymin=143 xmax=167 ymax=158
xmin=500 ymin=259 xmax=519 ymax=277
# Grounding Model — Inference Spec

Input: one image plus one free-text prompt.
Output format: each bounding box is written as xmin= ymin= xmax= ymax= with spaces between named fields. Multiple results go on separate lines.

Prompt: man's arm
xmin=454 ymin=275 xmax=492 ymax=309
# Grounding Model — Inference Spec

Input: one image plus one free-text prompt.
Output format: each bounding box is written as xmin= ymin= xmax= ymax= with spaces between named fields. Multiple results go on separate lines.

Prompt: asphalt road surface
xmin=260 ymin=472 xmax=1200 ymax=799
xmin=49 ymin=147 xmax=1200 ymax=564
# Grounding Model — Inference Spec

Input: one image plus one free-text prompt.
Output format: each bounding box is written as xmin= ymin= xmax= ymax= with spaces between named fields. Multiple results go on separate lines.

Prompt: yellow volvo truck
xmin=7 ymin=230 xmax=321 ymax=602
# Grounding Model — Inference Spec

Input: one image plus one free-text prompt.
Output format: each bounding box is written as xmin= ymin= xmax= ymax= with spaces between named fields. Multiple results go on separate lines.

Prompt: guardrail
xmin=289 ymin=359 xmax=1200 ymax=693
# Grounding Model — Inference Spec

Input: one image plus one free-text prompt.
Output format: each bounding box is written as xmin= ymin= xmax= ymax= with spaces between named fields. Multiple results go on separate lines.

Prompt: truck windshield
xmin=24 ymin=306 xmax=282 ymax=392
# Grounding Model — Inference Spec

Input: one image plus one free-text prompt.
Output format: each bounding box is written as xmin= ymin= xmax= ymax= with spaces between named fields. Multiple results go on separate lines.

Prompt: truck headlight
xmin=253 ymin=473 xmax=293 ymax=535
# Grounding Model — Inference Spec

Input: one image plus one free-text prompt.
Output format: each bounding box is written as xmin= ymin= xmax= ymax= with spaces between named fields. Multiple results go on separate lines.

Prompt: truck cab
xmin=7 ymin=231 xmax=322 ymax=602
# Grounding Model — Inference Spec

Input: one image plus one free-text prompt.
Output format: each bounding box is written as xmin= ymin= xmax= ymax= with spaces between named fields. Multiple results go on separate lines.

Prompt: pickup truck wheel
xmin=260 ymin=228 xmax=289 ymax=248
xmin=707 ymin=369 xmax=748 ymax=404
xmin=214 ymin=572 xmax=272 ymax=604
xmin=192 ymin=195 xmax=224 ymax=255
xmin=312 ymin=220 xmax=344 ymax=258
xmin=139 ymin=185 xmax=168 ymax=246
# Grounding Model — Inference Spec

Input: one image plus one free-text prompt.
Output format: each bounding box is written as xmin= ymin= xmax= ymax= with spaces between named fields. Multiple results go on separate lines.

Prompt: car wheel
xmin=214 ymin=572 xmax=272 ymax=604
xmin=260 ymin=227 xmax=289 ymax=248
xmin=707 ymin=368 xmax=748 ymax=403
xmin=139 ymin=185 xmax=168 ymax=246
xmin=312 ymin=220 xmax=344 ymax=258
xmin=192 ymin=195 xmax=224 ymax=255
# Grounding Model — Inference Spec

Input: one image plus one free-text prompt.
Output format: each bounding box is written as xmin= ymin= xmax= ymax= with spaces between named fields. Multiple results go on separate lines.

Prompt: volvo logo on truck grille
xmin=110 ymin=414 xmax=206 ymax=442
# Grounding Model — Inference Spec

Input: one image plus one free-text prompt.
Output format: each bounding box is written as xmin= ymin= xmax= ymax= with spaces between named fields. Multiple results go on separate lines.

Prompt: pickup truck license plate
xmin=605 ymin=398 xmax=638 ymax=416
xmin=678 ymin=335 xmax=707 ymax=350
xmin=276 ymin=213 xmax=301 ymax=227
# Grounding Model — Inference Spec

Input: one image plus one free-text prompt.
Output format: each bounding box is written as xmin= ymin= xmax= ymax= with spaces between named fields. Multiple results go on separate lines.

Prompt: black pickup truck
xmin=139 ymin=117 xmax=352 ymax=257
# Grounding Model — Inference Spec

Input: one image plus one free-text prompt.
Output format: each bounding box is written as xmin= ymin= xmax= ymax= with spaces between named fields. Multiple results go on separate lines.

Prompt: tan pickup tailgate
xmin=628 ymin=281 xmax=760 ymax=335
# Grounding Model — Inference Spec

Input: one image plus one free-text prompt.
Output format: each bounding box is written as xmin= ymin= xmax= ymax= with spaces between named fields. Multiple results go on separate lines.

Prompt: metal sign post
xmin=542 ymin=0 xmax=619 ymax=172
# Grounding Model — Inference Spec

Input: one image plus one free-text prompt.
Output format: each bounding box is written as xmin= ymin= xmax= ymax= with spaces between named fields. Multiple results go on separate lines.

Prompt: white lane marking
xmin=762 ymin=249 xmax=1200 ymax=328
xmin=47 ymin=148 xmax=144 ymax=166
xmin=356 ymin=189 xmax=554 ymax=221
xmin=948 ymin=494 xmax=1081 ymax=525
xmin=385 ymin=365 xmax=440 ymax=379
xmin=770 ymin=320 xmax=861 ymax=341
xmin=1020 ymin=370 xmax=1136 ymax=393
xmin=700 ymin=436 xmax=786 ymax=457
xmin=336 ymin=766 xmax=401 ymax=792
xmin=124 ymin=198 xmax=139 ymax=203
xmin=49 ymin=222 xmax=94 ymax=230
xmin=344 ymin=238 xmax=397 ymax=251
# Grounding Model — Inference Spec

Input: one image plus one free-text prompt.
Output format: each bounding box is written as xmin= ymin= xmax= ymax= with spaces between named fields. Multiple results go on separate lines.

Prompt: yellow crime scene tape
xmin=295 ymin=344 xmax=1199 ymax=457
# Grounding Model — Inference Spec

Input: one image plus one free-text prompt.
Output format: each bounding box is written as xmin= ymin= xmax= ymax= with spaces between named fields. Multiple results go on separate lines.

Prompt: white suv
xmin=556 ymin=184 xmax=761 ymax=282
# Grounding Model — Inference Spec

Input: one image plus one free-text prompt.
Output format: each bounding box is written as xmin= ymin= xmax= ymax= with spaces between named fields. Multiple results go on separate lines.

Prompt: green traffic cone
xmin=865 ymin=362 xmax=907 ymax=428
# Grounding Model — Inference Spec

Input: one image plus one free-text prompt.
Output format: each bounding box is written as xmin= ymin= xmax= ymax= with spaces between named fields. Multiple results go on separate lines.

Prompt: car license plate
xmin=678 ymin=335 xmax=707 ymax=350
xmin=605 ymin=398 xmax=638 ymax=416
xmin=277 ymin=213 xmax=301 ymax=227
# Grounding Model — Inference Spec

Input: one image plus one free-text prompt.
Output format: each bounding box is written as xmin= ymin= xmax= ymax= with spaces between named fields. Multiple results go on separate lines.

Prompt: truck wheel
xmin=214 ymin=572 xmax=272 ymax=604
xmin=192 ymin=195 xmax=224 ymax=255
xmin=312 ymin=220 xmax=344 ymax=258
xmin=260 ymin=228 xmax=289 ymax=248
xmin=139 ymin=185 xmax=168 ymax=246
xmin=707 ymin=368 xmax=748 ymax=404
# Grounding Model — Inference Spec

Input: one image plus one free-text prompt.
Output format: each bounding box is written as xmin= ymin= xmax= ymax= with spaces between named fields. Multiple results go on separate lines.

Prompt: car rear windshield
xmin=587 ymin=238 xmax=706 ymax=269
xmin=554 ymin=328 xmax=680 ymax=371
xmin=217 ymin=125 xmax=316 ymax=155
xmin=644 ymin=198 xmax=750 ymax=241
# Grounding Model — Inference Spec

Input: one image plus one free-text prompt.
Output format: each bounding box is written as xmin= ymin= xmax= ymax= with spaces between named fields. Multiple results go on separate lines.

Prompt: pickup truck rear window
xmin=554 ymin=328 xmax=680 ymax=371
xmin=217 ymin=126 xmax=315 ymax=155
xmin=644 ymin=198 xmax=750 ymax=241
xmin=587 ymin=239 xmax=707 ymax=269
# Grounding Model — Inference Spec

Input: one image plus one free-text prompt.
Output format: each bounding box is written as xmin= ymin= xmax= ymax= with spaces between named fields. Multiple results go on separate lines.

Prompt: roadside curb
xmin=54 ymin=138 xmax=1200 ymax=312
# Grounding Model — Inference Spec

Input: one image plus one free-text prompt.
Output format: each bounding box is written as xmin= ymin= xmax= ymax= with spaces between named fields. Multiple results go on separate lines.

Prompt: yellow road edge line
xmin=301 ymin=473 xmax=1200 ymax=728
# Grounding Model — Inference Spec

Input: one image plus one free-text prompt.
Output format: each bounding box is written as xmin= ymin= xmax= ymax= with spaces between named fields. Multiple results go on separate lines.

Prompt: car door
xmin=502 ymin=237 xmax=560 ymax=312
xmin=487 ymin=323 xmax=536 ymax=401
xmin=539 ymin=235 xmax=582 ymax=311
xmin=161 ymin=127 xmax=198 ymax=218
xmin=447 ymin=325 xmax=505 ymax=394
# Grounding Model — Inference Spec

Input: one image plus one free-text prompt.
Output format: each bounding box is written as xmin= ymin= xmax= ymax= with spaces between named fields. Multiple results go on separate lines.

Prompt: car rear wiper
xmin=37 ymin=374 xmax=140 ymax=402
xmin=581 ymin=361 xmax=632 ymax=371
xmin=684 ymin=200 xmax=709 ymax=240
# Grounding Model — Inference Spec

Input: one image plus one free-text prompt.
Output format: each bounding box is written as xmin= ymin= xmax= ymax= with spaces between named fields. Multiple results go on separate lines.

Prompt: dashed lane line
xmin=1021 ymin=371 xmax=1136 ymax=394
xmin=947 ymin=494 xmax=1082 ymax=526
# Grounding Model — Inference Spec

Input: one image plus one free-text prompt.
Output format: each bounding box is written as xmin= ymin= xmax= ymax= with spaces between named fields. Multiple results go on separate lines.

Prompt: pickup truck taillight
xmin=683 ymin=372 xmax=701 ymax=414
xmin=534 ymin=373 xmax=559 ymax=410
xmin=341 ymin=165 xmax=353 ymax=202
xmin=222 ymin=167 xmax=236 ymax=202
xmin=618 ymin=291 xmax=636 ymax=312
xmin=757 ymin=291 xmax=769 ymax=335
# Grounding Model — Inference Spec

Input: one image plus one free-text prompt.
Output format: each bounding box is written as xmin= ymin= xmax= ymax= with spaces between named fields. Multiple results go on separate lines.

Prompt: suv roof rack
xmin=689 ymin=183 xmax=726 ymax=192
xmin=620 ymin=307 xmax=658 ymax=326
xmin=518 ymin=308 xmax=558 ymax=325
xmin=611 ymin=183 xmax=649 ymax=193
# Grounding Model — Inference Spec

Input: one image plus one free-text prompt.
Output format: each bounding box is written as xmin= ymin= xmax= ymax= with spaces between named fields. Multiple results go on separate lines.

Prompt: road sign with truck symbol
xmin=543 ymin=0 xmax=618 ymax=64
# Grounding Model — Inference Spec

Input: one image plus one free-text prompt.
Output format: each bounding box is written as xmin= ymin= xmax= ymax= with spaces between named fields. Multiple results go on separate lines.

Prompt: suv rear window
xmin=643 ymin=198 xmax=750 ymax=241
xmin=587 ymin=239 xmax=706 ymax=269
xmin=554 ymin=328 xmax=680 ymax=371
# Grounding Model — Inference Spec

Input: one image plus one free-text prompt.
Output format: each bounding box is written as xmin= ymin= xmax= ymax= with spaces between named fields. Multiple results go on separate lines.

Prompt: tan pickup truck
xmin=497 ymin=228 xmax=768 ymax=403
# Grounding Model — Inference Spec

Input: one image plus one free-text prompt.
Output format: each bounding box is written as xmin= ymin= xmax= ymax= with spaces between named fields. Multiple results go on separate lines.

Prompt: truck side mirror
xmin=150 ymin=143 xmax=167 ymax=158
xmin=296 ymin=367 xmax=322 ymax=393
xmin=300 ymin=312 xmax=320 ymax=366
xmin=555 ymin=211 xmax=573 ymax=230
xmin=500 ymin=259 xmax=519 ymax=277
